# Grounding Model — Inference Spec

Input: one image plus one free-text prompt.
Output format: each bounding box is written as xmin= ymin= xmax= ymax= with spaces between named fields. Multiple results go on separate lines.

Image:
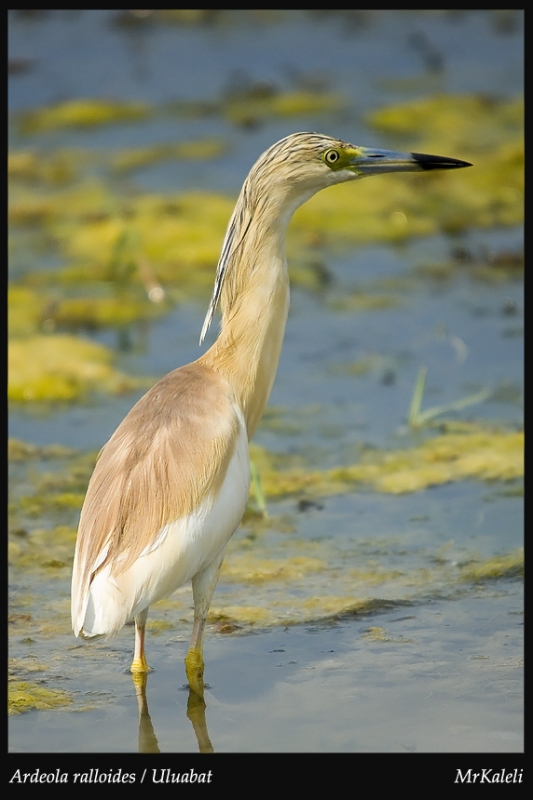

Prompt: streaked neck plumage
xmin=199 ymin=178 xmax=315 ymax=438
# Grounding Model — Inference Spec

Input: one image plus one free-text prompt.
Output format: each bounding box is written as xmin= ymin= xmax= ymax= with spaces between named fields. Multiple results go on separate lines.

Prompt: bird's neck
xmin=199 ymin=210 xmax=290 ymax=439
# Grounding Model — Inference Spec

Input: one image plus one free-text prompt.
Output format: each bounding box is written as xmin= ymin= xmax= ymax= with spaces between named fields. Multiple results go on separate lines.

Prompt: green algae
xmin=359 ymin=626 xmax=412 ymax=643
xmin=221 ymin=555 xmax=327 ymax=584
xmin=8 ymin=525 xmax=76 ymax=574
xmin=333 ymin=354 xmax=395 ymax=378
xmin=110 ymin=138 xmax=228 ymax=173
xmin=146 ymin=619 xmax=175 ymax=634
xmin=9 ymin=178 xmax=111 ymax=227
xmin=8 ymin=139 xmax=227 ymax=186
xmin=370 ymin=428 xmax=523 ymax=494
xmin=46 ymin=294 xmax=167 ymax=331
xmin=8 ymin=680 xmax=73 ymax=715
xmin=367 ymin=95 xmax=523 ymax=155
xmin=10 ymin=184 xmax=235 ymax=295
xmin=16 ymin=492 xmax=85 ymax=515
xmin=8 ymin=333 xmax=149 ymax=403
xmin=290 ymin=95 xmax=524 ymax=242
xmin=8 ymin=95 xmax=521 ymax=267
xmin=224 ymin=89 xmax=344 ymax=127
xmin=366 ymin=95 xmax=523 ymax=233
xmin=206 ymin=545 xmax=523 ymax=631
xmin=14 ymin=86 xmax=342 ymax=140
xmin=8 ymin=91 xmax=523 ymax=360
xmin=166 ymin=85 xmax=345 ymax=127
xmin=250 ymin=426 xmax=523 ymax=500
xmin=9 ymin=656 xmax=50 ymax=677
xmin=8 ymin=286 xmax=47 ymax=338
xmin=8 ymin=148 xmax=86 ymax=185
xmin=9 ymin=284 xmax=168 ymax=338
xmin=155 ymin=9 xmax=221 ymax=24
xmin=459 ymin=549 xmax=524 ymax=583
xmin=16 ymin=98 xmax=151 ymax=134
xmin=60 ymin=190 xmax=234 ymax=285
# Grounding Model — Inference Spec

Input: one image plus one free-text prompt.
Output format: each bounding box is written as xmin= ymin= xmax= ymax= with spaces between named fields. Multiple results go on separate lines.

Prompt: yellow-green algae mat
xmin=13 ymin=88 xmax=344 ymax=136
xmin=209 ymin=423 xmax=523 ymax=627
xmin=9 ymin=682 xmax=73 ymax=716
xmin=248 ymin=424 xmax=523 ymax=498
xmin=8 ymin=332 xmax=151 ymax=403
xmin=8 ymin=94 xmax=523 ymax=403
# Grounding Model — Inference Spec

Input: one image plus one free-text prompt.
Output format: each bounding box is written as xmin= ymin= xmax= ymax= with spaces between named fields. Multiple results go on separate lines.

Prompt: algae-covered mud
xmin=8 ymin=10 xmax=522 ymax=753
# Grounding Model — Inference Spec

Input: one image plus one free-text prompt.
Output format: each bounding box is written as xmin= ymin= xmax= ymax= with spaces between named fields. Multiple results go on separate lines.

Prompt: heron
xmin=71 ymin=132 xmax=471 ymax=696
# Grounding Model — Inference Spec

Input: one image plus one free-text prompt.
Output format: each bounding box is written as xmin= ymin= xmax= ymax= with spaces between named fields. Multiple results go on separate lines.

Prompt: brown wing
xmin=71 ymin=361 xmax=243 ymax=630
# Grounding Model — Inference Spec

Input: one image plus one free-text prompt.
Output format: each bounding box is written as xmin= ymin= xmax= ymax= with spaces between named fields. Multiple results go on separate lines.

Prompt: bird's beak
xmin=346 ymin=147 xmax=472 ymax=176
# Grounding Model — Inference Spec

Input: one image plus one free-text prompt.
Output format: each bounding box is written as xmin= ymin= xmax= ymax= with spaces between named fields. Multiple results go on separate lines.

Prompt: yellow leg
xmin=185 ymin=645 xmax=205 ymax=698
xmin=185 ymin=555 xmax=225 ymax=697
xmin=131 ymin=608 xmax=151 ymax=674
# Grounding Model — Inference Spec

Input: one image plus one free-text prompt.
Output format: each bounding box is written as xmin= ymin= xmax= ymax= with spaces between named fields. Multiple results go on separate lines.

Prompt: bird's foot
xmin=185 ymin=647 xmax=205 ymax=698
xmin=131 ymin=654 xmax=151 ymax=675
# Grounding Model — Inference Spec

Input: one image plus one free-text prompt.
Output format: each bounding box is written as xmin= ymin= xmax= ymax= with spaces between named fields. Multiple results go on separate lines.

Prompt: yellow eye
xmin=324 ymin=149 xmax=341 ymax=165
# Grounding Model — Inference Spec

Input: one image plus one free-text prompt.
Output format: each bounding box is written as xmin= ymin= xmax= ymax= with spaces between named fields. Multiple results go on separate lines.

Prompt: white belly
xmin=80 ymin=415 xmax=250 ymax=637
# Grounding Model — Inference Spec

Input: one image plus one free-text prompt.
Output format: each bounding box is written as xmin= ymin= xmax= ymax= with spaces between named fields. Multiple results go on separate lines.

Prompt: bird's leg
xmin=185 ymin=554 xmax=225 ymax=697
xmin=131 ymin=607 xmax=151 ymax=676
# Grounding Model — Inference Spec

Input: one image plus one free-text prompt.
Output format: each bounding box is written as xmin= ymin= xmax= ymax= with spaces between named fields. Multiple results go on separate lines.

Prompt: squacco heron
xmin=71 ymin=132 xmax=471 ymax=695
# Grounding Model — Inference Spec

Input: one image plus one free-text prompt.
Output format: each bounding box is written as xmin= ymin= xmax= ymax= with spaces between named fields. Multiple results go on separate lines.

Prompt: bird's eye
xmin=324 ymin=149 xmax=341 ymax=165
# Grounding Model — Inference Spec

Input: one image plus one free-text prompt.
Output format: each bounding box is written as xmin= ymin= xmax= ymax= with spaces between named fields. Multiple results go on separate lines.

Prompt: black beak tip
xmin=412 ymin=152 xmax=473 ymax=170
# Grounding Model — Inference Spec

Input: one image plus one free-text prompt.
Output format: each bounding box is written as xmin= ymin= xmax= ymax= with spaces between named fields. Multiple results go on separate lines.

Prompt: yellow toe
xmin=131 ymin=654 xmax=151 ymax=674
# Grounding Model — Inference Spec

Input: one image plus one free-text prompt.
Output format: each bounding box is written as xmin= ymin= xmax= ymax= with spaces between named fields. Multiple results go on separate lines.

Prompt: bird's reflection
xmin=186 ymin=688 xmax=214 ymax=753
xmin=132 ymin=673 xmax=214 ymax=753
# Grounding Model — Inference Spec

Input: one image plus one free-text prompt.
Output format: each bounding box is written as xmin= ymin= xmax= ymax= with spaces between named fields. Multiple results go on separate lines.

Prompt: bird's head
xmin=251 ymin=132 xmax=471 ymax=197
xmin=200 ymin=132 xmax=471 ymax=344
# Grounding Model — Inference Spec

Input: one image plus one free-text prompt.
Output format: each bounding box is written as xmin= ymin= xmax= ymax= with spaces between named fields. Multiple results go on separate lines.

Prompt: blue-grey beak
xmin=348 ymin=147 xmax=472 ymax=176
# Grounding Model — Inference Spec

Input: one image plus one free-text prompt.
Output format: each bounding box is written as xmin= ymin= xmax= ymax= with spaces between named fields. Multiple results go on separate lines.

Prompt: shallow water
xmin=8 ymin=10 xmax=523 ymax=756
xmin=9 ymin=588 xmax=523 ymax=753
